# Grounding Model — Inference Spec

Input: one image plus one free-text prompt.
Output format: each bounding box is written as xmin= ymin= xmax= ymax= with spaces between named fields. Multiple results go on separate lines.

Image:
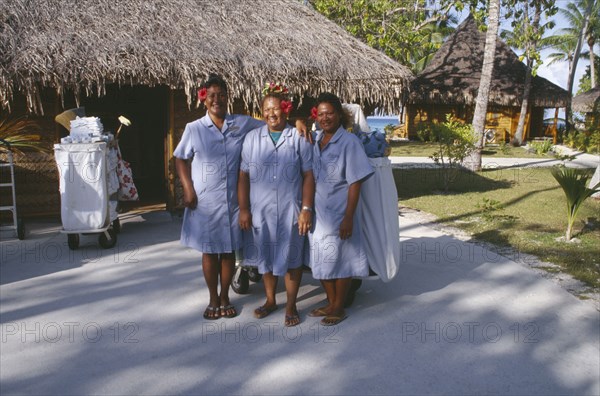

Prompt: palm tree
xmin=411 ymin=15 xmax=458 ymax=73
xmin=501 ymin=2 xmax=548 ymax=146
xmin=545 ymin=0 xmax=599 ymax=124
xmin=583 ymin=0 xmax=600 ymax=88
xmin=467 ymin=0 xmax=501 ymax=172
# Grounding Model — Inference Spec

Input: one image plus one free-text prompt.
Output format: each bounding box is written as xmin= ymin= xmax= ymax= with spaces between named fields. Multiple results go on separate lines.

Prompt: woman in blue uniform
xmin=308 ymin=92 xmax=374 ymax=326
xmin=238 ymin=84 xmax=314 ymax=327
xmin=174 ymin=75 xmax=264 ymax=320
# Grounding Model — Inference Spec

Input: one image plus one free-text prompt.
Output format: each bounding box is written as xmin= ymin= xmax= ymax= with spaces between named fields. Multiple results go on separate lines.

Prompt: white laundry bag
xmin=54 ymin=143 xmax=109 ymax=231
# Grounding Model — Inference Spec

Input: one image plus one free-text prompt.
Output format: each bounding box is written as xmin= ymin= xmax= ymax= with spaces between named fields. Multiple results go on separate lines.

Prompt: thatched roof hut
xmin=572 ymin=87 xmax=600 ymax=113
xmin=0 ymin=0 xmax=412 ymax=115
xmin=0 ymin=0 xmax=413 ymax=216
xmin=402 ymin=16 xmax=568 ymax=141
xmin=407 ymin=16 xmax=568 ymax=108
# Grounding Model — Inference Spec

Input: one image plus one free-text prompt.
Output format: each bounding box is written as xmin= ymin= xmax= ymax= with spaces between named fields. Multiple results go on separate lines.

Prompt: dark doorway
xmin=81 ymin=85 xmax=168 ymax=204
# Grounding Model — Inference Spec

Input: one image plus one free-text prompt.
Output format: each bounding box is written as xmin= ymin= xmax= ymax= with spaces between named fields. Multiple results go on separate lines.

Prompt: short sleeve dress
xmin=240 ymin=125 xmax=313 ymax=276
xmin=173 ymin=114 xmax=263 ymax=253
xmin=308 ymin=126 xmax=374 ymax=279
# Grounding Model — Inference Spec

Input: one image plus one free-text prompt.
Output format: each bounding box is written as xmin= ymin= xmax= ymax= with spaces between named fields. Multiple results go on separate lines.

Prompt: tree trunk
xmin=512 ymin=4 xmax=541 ymax=146
xmin=513 ymin=62 xmax=532 ymax=146
xmin=566 ymin=2 xmax=592 ymax=127
xmin=466 ymin=0 xmax=500 ymax=171
xmin=589 ymin=36 xmax=596 ymax=88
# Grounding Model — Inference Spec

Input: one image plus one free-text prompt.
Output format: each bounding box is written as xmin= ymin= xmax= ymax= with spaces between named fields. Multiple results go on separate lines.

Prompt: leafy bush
xmin=551 ymin=166 xmax=600 ymax=241
xmin=528 ymin=139 xmax=553 ymax=155
xmin=563 ymin=129 xmax=600 ymax=153
xmin=417 ymin=115 xmax=476 ymax=191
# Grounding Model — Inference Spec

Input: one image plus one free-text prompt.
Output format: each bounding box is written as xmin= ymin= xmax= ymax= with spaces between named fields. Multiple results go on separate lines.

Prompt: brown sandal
xmin=203 ymin=306 xmax=220 ymax=320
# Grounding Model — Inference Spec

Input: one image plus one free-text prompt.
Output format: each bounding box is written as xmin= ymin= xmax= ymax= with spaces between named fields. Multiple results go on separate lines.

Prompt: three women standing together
xmin=174 ymin=74 xmax=374 ymax=327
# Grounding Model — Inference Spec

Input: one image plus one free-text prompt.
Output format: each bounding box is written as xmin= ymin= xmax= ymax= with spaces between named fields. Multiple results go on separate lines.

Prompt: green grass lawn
xmin=394 ymin=167 xmax=600 ymax=288
xmin=389 ymin=141 xmax=543 ymax=158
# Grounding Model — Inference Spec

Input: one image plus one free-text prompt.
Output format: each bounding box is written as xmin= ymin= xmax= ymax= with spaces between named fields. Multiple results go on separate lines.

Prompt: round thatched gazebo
xmin=0 ymin=0 xmax=413 ymax=213
xmin=404 ymin=16 xmax=569 ymax=142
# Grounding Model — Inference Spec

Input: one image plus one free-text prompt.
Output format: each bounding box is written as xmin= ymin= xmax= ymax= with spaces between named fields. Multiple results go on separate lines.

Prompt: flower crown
xmin=262 ymin=82 xmax=289 ymax=97
xmin=262 ymin=82 xmax=293 ymax=115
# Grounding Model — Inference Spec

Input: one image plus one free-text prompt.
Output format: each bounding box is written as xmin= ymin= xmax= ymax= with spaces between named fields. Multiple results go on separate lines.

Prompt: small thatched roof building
xmin=1 ymin=0 xmax=411 ymax=114
xmin=0 ymin=0 xmax=412 ymax=215
xmin=404 ymin=16 xmax=569 ymax=142
xmin=572 ymin=87 xmax=600 ymax=113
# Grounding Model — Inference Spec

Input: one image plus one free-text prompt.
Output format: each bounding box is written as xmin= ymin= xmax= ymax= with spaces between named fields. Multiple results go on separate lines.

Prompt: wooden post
xmin=165 ymin=88 xmax=176 ymax=211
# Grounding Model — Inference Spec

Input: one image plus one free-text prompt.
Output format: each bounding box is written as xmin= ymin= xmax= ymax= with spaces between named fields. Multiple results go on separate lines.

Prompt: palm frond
xmin=0 ymin=116 xmax=49 ymax=154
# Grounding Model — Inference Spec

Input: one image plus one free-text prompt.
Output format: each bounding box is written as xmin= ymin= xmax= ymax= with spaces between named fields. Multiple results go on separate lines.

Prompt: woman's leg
xmin=262 ymin=272 xmax=278 ymax=308
xmin=202 ymin=253 xmax=221 ymax=319
xmin=331 ymin=278 xmax=351 ymax=315
xmin=219 ymin=252 xmax=237 ymax=317
xmin=255 ymin=272 xmax=279 ymax=318
xmin=284 ymin=268 xmax=303 ymax=325
xmin=320 ymin=277 xmax=351 ymax=325
xmin=316 ymin=279 xmax=336 ymax=315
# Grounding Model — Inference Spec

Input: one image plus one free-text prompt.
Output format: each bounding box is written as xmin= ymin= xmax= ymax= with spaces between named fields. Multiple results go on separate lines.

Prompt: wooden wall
xmin=1 ymin=90 xmax=62 ymax=218
xmin=405 ymin=103 xmax=550 ymax=142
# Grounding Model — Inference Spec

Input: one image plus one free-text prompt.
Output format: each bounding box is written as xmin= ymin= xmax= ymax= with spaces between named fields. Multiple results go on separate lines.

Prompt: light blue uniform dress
xmin=173 ymin=114 xmax=263 ymax=253
xmin=240 ymin=125 xmax=313 ymax=276
xmin=308 ymin=126 xmax=374 ymax=279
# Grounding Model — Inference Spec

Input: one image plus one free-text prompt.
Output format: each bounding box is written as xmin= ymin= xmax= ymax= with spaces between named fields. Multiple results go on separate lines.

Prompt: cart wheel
xmin=67 ymin=234 xmax=79 ymax=250
xmin=99 ymin=229 xmax=117 ymax=249
xmin=247 ymin=267 xmax=262 ymax=283
xmin=17 ymin=218 xmax=25 ymax=240
xmin=112 ymin=218 xmax=121 ymax=234
xmin=232 ymin=267 xmax=249 ymax=294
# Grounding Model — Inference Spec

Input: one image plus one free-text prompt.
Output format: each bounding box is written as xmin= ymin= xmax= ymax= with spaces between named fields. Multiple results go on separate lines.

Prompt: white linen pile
xmin=70 ymin=116 xmax=104 ymax=139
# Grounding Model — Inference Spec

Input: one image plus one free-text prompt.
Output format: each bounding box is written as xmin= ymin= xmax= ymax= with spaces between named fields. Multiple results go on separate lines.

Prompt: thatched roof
xmin=408 ymin=16 xmax=568 ymax=108
xmin=0 ymin=0 xmax=412 ymax=115
xmin=572 ymin=87 xmax=600 ymax=113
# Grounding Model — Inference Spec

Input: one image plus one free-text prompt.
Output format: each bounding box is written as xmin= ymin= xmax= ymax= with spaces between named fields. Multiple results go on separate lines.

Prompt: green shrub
xmin=417 ymin=115 xmax=476 ymax=192
xmin=529 ymin=139 xmax=553 ymax=155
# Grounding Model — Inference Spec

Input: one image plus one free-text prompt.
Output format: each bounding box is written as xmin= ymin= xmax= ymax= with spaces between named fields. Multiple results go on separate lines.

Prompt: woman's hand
xmin=339 ymin=215 xmax=354 ymax=240
xmin=182 ymin=187 xmax=198 ymax=209
xmin=298 ymin=210 xmax=312 ymax=236
xmin=295 ymin=119 xmax=314 ymax=144
xmin=239 ymin=208 xmax=252 ymax=231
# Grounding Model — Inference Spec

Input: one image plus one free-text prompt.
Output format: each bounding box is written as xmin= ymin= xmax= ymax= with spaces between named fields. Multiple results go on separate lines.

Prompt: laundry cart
xmin=54 ymin=141 xmax=119 ymax=250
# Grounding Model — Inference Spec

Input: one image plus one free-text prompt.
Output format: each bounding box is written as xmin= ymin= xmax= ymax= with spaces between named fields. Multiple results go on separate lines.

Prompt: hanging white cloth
xmin=359 ymin=156 xmax=400 ymax=282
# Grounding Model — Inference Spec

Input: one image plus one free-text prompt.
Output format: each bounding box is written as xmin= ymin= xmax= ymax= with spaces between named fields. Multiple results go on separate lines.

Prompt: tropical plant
xmin=578 ymin=59 xmax=600 ymax=93
xmin=309 ymin=0 xmax=459 ymax=73
xmin=543 ymin=0 xmax=599 ymax=124
xmin=417 ymin=115 xmax=477 ymax=191
xmin=0 ymin=116 xmax=48 ymax=154
xmin=528 ymin=139 xmax=554 ymax=155
xmin=501 ymin=0 xmax=557 ymax=146
xmin=468 ymin=0 xmax=500 ymax=171
xmin=551 ymin=166 xmax=600 ymax=240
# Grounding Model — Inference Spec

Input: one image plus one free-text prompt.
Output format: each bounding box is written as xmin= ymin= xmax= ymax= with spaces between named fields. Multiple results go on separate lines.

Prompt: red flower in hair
xmin=310 ymin=106 xmax=318 ymax=120
xmin=280 ymin=100 xmax=293 ymax=115
xmin=198 ymin=87 xmax=207 ymax=102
